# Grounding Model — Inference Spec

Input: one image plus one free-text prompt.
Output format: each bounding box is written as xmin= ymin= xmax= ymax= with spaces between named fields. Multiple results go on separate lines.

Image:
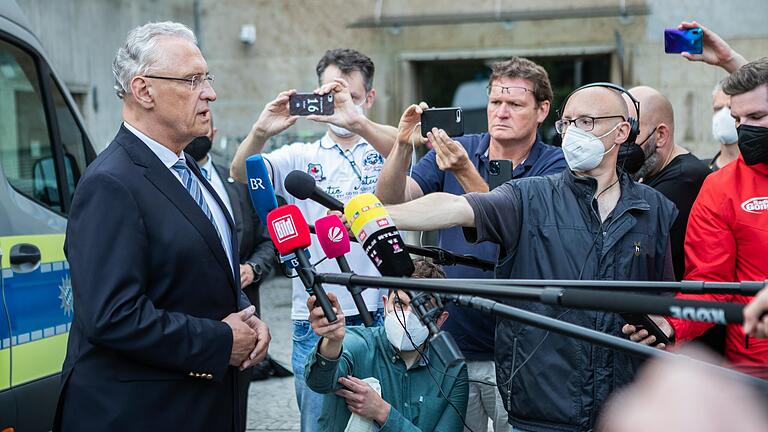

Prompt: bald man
xmin=383 ymin=85 xmax=677 ymax=431
xmin=625 ymin=86 xmax=710 ymax=281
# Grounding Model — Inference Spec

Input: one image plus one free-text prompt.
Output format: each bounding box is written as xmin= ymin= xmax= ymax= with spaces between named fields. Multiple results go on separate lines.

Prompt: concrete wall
xmin=16 ymin=0 xmax=768 ymax=159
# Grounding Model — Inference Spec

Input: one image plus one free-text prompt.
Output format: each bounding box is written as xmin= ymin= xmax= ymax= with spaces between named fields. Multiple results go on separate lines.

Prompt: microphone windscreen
xmin=245 ymin=155 xmax=278 ymax=224
xmin=266 ymin=204 xmax=312 ymax=255
xmin=344 ymin=193 xmax=414 ymax=277
xmin=315 ymin=214 xmax=351 ymax=259
xmin=284 ymin=170 xmax=317 ymax=200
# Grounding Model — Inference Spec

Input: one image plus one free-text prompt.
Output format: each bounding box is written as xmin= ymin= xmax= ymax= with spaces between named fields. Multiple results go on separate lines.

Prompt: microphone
xmin=266 ymin=204 xmax=337 ymax=322
xmin=245 ymin=156 xmax=307 ymax=269
xmin=315 ymin=214 xmax=374 ymax=327
xmin=344 ymin=193 xmax=415 ymax=278
xmin=285 ymin=170 xmax=344 ymax=211
xmin=245 ymin=155 xmax=279 ymax=224
xmin=343 ymin=194 xmax=462 ymax=365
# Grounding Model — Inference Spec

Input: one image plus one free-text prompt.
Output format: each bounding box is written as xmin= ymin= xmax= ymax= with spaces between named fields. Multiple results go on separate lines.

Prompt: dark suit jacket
xmin=212 ymin=162 xmax=274 ymax=305
xmin=55 ymin=125 xmax=248 ymax=431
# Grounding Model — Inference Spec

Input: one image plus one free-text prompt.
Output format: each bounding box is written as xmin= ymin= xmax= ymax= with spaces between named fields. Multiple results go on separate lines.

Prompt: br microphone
xmin=344 ymin=193 xmax=415 ymax=277
xmin=266 ymin=204 xmax=337 ymax=322
xmin=315 ymin=214 xmax=374 ymax=327
xmin=285 ymin=170 xmax=344 ymax=211
xmin=245 ymin=155 xmax=279 ymax=224
xmin=246 ymin=156 xmax=307 ymax=269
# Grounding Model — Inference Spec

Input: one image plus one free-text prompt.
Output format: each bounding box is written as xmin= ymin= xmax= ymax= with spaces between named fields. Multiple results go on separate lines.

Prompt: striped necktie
xmin=172 ymin=158 xmax=221 ymax=238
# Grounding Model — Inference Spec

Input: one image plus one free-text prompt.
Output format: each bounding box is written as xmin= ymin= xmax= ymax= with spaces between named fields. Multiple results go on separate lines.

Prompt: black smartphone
xmin=488 ymin=160 xmax=512 ymax=190
xmin=289 ymin=93 xmax=334 ymax=116
xmin=664 ymin=28 xmax=703 ymax=54
xmin=621 ymin=313 xmax=672 ymax=346
xmin=421 ymin=107 xmax=464 ymax=138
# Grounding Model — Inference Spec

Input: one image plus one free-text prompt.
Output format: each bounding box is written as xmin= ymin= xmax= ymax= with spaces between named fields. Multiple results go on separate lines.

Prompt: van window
xmin=49 ymin=76 xmax=86 ymax=203
xmin=0 ymin=39 xmax=61 ymax=211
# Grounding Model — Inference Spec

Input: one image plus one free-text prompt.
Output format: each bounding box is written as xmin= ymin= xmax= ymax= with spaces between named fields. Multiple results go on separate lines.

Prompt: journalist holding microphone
xmin=383 ymin=84 xmax=677 ymax=431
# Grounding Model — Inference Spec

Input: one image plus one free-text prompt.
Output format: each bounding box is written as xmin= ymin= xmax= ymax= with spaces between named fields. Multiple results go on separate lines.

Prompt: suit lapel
xmin=118 ymin=126 xmax=236 ymax=291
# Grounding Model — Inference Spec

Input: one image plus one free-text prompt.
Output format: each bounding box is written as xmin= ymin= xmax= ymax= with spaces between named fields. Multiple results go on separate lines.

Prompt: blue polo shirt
xmin=411 ymin=133 xmax=566 ymax=360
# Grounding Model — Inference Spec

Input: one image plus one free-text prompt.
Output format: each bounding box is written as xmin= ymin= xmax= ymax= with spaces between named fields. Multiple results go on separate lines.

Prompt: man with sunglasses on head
xmin=376 ymin=57 xmax=565 ymax=432
xmin=378 ymin=84 xmax=676 ymax=431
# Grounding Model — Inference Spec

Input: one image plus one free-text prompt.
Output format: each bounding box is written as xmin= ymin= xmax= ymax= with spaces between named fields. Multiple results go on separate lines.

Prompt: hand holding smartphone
xmin=421 ymin=107 xmax=464 ymax=138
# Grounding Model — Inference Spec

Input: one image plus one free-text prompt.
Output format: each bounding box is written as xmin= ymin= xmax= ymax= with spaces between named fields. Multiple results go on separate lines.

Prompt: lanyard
xmin=333 ymin=144 xmax=364 ymax=183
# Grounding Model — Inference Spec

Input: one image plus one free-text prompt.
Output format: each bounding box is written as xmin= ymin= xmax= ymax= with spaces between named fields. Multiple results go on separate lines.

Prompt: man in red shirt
xmin=624 ymin=52 xmax=768 ymax=377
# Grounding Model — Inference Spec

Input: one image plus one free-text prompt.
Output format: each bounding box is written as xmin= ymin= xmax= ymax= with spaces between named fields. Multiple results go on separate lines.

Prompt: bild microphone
xmin=266 ymin=204 xmax=337 ymax=322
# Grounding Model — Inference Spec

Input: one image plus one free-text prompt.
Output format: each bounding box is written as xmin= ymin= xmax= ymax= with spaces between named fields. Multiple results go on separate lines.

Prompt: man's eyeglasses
xmin=486 ymin=84 xmax=534 ymax=97
xmin=143 ymin=73 xmax=215 ymax=91
xmin=555 ymin=115 xmax=625 ymax=134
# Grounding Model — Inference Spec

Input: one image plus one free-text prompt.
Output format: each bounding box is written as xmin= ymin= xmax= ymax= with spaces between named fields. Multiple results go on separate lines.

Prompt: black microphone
xmin=285 ymin=170 xmax=344 ymax=211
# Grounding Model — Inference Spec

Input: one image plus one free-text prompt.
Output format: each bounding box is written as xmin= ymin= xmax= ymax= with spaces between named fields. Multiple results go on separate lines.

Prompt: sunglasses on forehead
xmin=486 ymin=84 xmax=534 ymax=97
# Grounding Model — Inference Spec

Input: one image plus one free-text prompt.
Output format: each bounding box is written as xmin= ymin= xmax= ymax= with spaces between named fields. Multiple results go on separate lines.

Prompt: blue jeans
xmin=292 ymin=309 xmax=384 ymax=432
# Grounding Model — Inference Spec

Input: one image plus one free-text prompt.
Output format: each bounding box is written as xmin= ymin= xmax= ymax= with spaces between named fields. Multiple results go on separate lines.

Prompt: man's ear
xmin=130 ymin=76 xmax=155 ymax=109
xmin=381 ymin=295 xmax=389 ymax=312
xmin=535 ymin=100 xmax=551 ymax=124
xmin=364 ymin=88 xmax=376 ymax=109
xmin=615 ymin=122 xmax=632 ymax=145
xmin=655 ymin=123 xmax=671 ymax=149
xmin=436 ymin=310 xmax=449 ymax=327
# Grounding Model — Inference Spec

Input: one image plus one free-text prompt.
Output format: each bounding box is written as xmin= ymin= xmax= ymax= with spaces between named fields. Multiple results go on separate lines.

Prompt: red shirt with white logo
xmin=668 ymin=156 xmax=768 ymax=377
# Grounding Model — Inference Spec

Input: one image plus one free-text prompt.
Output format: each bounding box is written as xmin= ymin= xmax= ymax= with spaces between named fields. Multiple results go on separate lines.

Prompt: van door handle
xmin=10 ymin=243 xmax=41 ymax=272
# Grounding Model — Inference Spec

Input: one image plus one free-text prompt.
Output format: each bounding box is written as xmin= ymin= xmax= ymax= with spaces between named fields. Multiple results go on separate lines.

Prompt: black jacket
xmin=466 ymin=169 xmax=677 ymax=432
xmin=56 ymin=126 xmax=246 ymax=431
xmin=212 ymin=162 xmax=274 ymax=300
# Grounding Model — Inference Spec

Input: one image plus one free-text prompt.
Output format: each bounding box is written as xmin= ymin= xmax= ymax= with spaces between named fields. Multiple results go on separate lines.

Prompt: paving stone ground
xmin=246 ymin=276 xmax=301 ymax=431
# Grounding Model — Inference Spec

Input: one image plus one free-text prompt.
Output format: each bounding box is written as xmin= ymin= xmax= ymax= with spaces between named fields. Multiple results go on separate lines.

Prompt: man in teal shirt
xmin=305 ymin=261 xmax=468 ymax=431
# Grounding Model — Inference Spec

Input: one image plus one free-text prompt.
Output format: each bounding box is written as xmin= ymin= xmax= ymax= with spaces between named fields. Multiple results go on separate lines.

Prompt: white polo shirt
xmin=265 ymin=132 xmax=385 ymax=320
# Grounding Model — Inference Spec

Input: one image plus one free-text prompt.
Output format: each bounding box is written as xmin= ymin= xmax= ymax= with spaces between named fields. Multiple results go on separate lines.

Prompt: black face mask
xmin=737 ymin=124 xmax=768 ymax=165
xmin=185 ymin=136 xmax=212 ymax=161
xmin=617 ymin=141 xmax=646 ymax=174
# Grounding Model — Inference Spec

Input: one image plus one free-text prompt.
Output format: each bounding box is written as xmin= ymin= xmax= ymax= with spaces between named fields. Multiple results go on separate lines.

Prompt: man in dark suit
xmin=55 ymin=22 xmax=271 ymax=431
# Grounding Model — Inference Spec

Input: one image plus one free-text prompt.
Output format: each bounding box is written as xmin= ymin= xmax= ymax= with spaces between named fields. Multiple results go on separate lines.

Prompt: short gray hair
xmin=112 ymin=21 xmax=197 ymax=99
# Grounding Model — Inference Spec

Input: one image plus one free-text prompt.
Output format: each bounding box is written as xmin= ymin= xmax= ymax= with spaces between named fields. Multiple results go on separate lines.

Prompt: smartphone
xmin=488 ymin=160 xmax=512 ymax=190
xmin=664 ymin=28 xmax=703 ymax=54
xmin=421 ymin=107 xmax=464 ymax=138
xmin=621 ymin=313 xmax=672 ymax=346
xmin=289 ymin=93 xmax=334 ymax=116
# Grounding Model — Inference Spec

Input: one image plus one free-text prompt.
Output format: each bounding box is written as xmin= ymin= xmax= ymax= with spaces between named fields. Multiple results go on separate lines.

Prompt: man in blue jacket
xmin=385 ymin=84 xmax=677 ymax=431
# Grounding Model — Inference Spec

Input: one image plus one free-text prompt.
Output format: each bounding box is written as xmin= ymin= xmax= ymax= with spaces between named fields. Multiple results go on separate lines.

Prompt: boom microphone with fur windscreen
xmin=266 ymin=204 xmax=337 ymax=322
xmin=344 ymin=193 xmax=414 ymax=277
xmin=315 ymin=214 xmax=374 ymax=326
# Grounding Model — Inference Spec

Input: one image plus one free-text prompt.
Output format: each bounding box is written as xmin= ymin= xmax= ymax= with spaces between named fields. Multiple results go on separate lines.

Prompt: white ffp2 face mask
xmin=384 ymin=310 xmax=429 ymax=351
xmin=561 ymin=124 xmax=619 ymax=172
xmin=712 ymin=106 xmax=738 ymax=145
xmin=329 ymin=102 xmax=366 ymax=137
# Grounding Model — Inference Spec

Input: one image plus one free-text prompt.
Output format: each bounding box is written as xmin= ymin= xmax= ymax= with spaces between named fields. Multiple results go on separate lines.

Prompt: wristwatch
xmin=247 ymin=261 xmax=263 ymax=284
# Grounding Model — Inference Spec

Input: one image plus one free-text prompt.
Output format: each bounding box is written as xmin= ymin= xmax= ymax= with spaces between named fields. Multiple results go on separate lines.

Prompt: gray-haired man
xmin=55 ymin=22 xmax=269 ymax=431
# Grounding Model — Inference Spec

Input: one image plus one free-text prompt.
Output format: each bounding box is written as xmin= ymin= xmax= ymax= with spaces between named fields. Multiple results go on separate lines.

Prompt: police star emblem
xmin=633 ymin=241 xmax=641 ymax=257
xmin=59 ymin=275 xmax=74 ymax=316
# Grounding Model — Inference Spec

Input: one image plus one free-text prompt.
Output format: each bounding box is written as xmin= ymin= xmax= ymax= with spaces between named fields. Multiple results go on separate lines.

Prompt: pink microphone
xmin=314 ymin=214 xmax=373 ymax=326
xmin=315 ymin=214 xmax=351 ymax=259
